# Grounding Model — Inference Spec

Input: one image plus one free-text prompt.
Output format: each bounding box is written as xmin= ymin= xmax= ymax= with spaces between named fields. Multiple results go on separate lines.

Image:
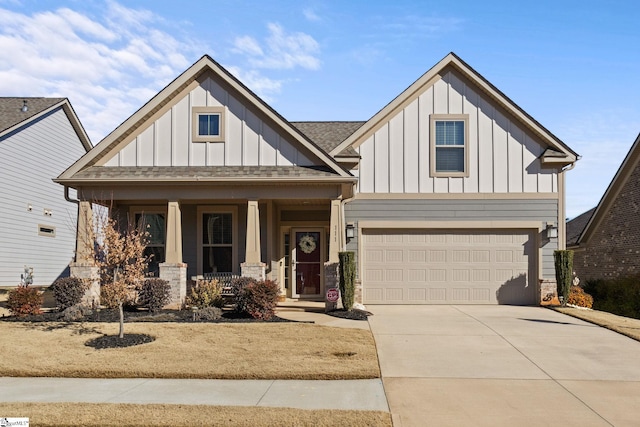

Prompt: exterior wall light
xmin=545 ymin=222 xmax=558 ymax=239
xmin=345 ymin=223 xmax=355 ymax=239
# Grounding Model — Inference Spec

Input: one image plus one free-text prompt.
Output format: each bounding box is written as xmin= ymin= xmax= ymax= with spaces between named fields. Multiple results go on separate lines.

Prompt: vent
xmin=38 ymin=225 xmax=56 ymax=237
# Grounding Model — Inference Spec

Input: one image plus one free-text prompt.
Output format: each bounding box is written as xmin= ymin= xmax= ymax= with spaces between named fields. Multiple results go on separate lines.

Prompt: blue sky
xmin=1 ymin=0 xmax=639 ymax=218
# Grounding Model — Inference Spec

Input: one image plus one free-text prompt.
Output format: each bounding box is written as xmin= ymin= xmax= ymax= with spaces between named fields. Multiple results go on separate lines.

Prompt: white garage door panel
xmin=363 ymin=230 xmax=536 ymax=305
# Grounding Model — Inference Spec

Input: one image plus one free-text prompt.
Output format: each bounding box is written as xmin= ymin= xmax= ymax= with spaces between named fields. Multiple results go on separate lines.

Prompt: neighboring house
xmin=0 ymin=98 xmax=92 ymax=287
xmin=56 ymin=53 xmax=577 ymax=306
xmin=568 ymin=133 xmax=640 ymax=281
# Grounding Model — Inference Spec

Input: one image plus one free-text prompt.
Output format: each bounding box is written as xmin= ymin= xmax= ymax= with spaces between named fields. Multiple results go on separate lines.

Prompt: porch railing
xmin=191 ymin=272 xmax=240 ymax=295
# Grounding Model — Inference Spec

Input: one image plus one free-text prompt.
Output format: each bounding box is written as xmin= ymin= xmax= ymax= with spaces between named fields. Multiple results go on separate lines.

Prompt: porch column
xmin=325 ymin=199 xmax=343 ymax=312
xmin=164 ymin=201 xmax=183 ymax=263
xmin=70 ymin=200 xmax=100 ymax=307
xmin=160 ymin=200 xmax=186 ymax=307
xmin=241 ymin=200 xmax=266 ymax=280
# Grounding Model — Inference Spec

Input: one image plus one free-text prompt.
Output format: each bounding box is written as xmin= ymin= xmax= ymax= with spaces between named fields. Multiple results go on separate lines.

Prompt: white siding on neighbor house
xmin=0 ymin=108 xmax=87 ymax=286
xmin=105 ymin=77 xmax=315 ymax=168
xmin=353 ymin=71 xmax=558 ymax=194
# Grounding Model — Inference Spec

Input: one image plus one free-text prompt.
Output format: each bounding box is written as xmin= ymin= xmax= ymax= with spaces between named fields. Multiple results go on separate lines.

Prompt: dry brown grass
xmin=554 ymin=306 xmax=640 ymax=342
xmin=0 ymin=321 xmax=380 ymax=379
xmin=0 ymin=402 xmax=392 ymax=427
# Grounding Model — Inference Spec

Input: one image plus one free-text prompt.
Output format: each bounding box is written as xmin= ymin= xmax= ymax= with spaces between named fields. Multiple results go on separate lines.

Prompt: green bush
xmin=237 ymin=279 xmax=280 ymax=320
xmin=7 ymin=285 xmax=43 ymax=317
xmin=567 ymin=285 xmax=593 ymax=309
xmin=339 ymin=251 xmax=355 ymax=310
xmin=50 ymin=277 xmax=88 ymax=311
xmin=554 ymin=250 xmax=573 ymax=305
xmin=583 ymin=275 xmax=640 ymax=319
xmin=138 ymin=278 xmax=171 ymax=312
xmin=186 ymin=279 xmax=224 ymax=308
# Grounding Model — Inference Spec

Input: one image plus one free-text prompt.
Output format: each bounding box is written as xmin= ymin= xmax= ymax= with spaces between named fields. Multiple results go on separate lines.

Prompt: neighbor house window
xmin=135 ymin=212 xmax=166 ymax=276
xmin=192 ymin=106 xmax=225 ymax=142
xmin=430 ymin=114 xmax=469 ymax=177
xmin=198 ymin=207 xmax=237 ymax=274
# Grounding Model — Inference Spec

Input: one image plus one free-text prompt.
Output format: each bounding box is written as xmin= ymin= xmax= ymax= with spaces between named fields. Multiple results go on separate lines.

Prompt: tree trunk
xmin=118 ymin=302 xmax=124 ymax=339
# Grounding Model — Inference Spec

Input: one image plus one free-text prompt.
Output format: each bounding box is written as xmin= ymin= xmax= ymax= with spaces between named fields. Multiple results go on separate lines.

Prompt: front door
xmin=291 ymin=229 xmax=323 ymax=298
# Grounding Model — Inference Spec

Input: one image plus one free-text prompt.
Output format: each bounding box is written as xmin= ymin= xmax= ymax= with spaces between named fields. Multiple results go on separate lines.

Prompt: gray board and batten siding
xmin=345 ymin=198 xmax=558 ymax=304
xmin=0 ymin=107 xmax=88 ymax=287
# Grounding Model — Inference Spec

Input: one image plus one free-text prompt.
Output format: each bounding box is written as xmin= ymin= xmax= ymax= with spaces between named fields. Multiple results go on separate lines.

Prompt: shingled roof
xmin=0 ymin=97 xmax=66 ymax=134
xmin=60 ymin=165 xmax=355 ymax=184
xmin=292 ymin=121 xmax=364 ymax=157
xmin=566 ymin=207 xmax=596 ymax=247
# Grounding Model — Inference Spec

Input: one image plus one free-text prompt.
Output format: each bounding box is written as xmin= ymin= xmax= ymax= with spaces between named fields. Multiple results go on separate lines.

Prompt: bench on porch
xmin=190 ymin=272 xmax=240 ymax=296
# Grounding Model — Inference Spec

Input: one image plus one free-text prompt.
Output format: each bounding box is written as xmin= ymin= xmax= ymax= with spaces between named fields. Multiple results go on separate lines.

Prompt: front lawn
xmin=0 ymin=321 xmax=380 ymax=379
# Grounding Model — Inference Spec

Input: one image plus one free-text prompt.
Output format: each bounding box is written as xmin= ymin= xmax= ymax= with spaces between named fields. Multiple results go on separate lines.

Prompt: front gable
xmin=335 ymin=53 xmax=577 ymax=195
xmin=58 ymin=55 xmax=351 ymax=183
xmin=103 ymin=71 xmax=320 ymax=169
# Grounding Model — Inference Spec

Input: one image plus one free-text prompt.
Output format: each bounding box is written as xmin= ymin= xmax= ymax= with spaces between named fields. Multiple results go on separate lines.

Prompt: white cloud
xmin=233 ymin=22 xmax=320 ymax=70
xmin=0 ymin=2 xmax=201 ymax=142
xmin=225 ymin=66 xmax=283 ymax=102
xmin=303 ymin=8 xmax=321 ymax=22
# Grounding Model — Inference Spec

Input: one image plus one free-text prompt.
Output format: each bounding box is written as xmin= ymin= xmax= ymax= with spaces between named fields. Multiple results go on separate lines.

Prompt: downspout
xmin=64 ymin=185 xmax=81 ymax=262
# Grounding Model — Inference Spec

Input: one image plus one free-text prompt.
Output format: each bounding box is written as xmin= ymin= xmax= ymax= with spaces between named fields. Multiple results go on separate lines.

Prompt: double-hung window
xmin=198 ymin=207 xmax=237 ymax=274
xmin=192 ymin=106 xmax=225 ymax=142
xmin=430 ymin=114 xmax=469 ymax=177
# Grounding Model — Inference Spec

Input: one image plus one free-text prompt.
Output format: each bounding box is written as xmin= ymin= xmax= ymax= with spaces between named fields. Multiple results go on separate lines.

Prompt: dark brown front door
xmin=292 ymin=230 xmax=322 ymax=298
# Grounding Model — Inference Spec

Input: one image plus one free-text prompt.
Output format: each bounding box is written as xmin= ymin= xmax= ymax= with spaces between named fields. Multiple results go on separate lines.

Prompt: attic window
xmin=192 ymin=106 xmax=225 ymax=142
xmin=430 ymin=114 xmax=469 ymax=177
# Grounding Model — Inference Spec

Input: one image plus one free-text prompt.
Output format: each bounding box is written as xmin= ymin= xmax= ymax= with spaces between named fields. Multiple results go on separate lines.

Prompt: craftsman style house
xmin=56 ymin=53 xmax=577 ymax=305
xmin=0 ymin=98 xmax=91 ymax=287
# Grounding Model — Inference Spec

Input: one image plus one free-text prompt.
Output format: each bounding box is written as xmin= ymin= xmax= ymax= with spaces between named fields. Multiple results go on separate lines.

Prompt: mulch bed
xmin=326 ymin=308 xmax=372 ymax=321
xmin=85 ymin=333 xmax=156 ymax=349
xmin=0 ymin=307 xmax=291 ymax=324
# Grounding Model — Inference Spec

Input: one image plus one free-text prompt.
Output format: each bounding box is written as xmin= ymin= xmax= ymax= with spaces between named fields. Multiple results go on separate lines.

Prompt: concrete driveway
xmin=368 ymin=305 xmax=640 ymax=427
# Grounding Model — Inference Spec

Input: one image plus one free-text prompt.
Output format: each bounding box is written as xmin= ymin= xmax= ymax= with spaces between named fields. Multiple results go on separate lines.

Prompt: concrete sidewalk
xmin=0 ymin=377 xmax=388 ymax=411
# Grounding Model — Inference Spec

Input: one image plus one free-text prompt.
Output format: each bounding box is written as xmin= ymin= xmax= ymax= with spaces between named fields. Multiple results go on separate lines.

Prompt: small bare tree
xmin=91 ymin=210 xmax=149 ymax=338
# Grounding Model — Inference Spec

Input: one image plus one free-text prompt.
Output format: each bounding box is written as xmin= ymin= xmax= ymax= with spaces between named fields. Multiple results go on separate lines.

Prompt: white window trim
xmin=197 ymin=206 xmax=238 ymax=274
xmin=429 ymin=114 xmax=470 ymax=178
xmin=192 ymin=106 xmax=226 ymax=142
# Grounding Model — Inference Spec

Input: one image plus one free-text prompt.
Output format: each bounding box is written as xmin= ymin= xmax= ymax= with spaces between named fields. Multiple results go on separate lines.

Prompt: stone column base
xmin=160 ymin=263 xmax=187 ymax=307
xmin=324 ymin=262 xmax=340 ymax=312
xmin=539 ymin=278 xmax=559 ymax=306
xmin=69 ymin=262 xmax=100 ymax=308
xmin=241 ymin=262 xmax=266 ymax=281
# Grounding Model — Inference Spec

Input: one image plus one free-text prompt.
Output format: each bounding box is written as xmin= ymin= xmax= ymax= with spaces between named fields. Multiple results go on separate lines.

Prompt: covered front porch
xmin=70 ymin=178 xmax=354 ymax=306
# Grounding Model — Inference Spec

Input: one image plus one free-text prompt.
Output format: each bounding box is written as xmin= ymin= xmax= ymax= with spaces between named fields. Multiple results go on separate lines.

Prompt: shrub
xmin=230 ymin=277 xmax=256 ymax=313
xmin=138 ymin=278 xmax=171 ymax=312
xmin=554 ymin=250 xmax=573 ymax=305
xmin=195 ymin=306 xmax=223 ymax=321
xmin=583 ymin=275 xmax=640 ymax=319
xmin=186 ymin=279 xmax=224 ymax=308
xmin=6 ymin=285 xmax=43 ymax=317
xmin=567 ymin=285 xmax=593 ymax=309
xmin=62 ymin=304 xmax=93 ymax=321
xmin=339 ymin=251 xmax=356 ymax=310
xmin=50 ymin=277 xmax=88 ymax=311
xmin=237 ymin=279 xmax=280 ymax=320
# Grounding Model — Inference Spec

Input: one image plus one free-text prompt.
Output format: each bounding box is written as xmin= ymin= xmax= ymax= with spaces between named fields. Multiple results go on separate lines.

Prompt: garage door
xmin=362 ymin=230 xmax=536 ymax=305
